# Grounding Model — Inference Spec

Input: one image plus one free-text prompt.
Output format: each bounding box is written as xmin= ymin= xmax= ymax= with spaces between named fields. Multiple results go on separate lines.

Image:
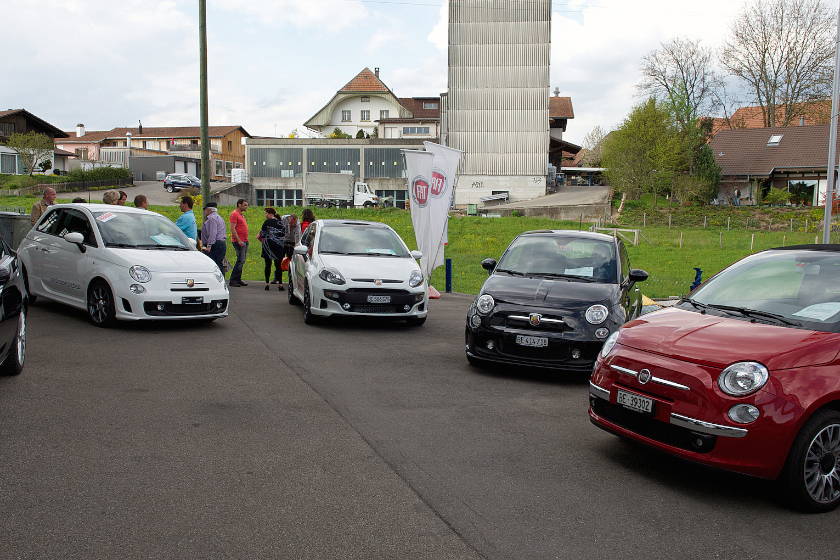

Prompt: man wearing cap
xmin=201 ymin=202 xmax=227 ymax=274
xmin=31 ymin=187 xmax=56 ymax=226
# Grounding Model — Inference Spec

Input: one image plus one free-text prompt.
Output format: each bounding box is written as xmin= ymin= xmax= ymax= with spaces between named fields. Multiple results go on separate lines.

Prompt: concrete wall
xmin=454 ymin=174 xmax=546 ymax=207
xmin=210 ymin=183 xmax=254 ymax=207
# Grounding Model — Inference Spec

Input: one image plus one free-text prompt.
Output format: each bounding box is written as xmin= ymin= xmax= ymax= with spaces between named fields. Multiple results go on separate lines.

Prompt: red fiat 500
xmin=589 ymin=245 xmax=840 ymax=512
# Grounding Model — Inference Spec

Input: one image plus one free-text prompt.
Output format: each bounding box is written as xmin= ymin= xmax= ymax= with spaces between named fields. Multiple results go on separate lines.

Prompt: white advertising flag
xmin=423 ymin=142 xmax=463 ymax=275
xmin=404 ymin=149 xmax=436 ymax=276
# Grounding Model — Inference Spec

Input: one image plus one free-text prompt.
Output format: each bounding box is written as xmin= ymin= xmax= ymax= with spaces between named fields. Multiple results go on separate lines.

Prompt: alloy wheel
xmin=803 ymin=423 xmax=840 ymax=504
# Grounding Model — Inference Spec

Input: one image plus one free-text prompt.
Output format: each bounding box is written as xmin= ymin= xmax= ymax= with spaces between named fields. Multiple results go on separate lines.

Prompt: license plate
xmin=367 ymin=295 xmax=391 ymax=303
xmin=515 ymin=335 xmax=548 ymax=347
xmin=616 ymin=389 xmax=654 ymax=415
xmin=182 ymin=296 xmax=204 ymax=304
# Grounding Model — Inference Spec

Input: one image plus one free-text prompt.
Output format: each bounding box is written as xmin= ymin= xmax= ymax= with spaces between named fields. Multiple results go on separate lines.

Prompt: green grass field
xmin=3 ymin=194 xmax=834 ymax=298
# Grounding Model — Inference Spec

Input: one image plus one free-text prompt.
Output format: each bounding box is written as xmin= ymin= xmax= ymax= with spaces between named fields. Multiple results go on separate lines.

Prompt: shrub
xmin=764 ymin=187 xmax=791 ymax=206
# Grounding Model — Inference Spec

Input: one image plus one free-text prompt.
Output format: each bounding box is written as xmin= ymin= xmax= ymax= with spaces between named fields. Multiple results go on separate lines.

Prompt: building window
xmin=74 ymin=148 xmax=88 ymax=159
xmin=214 ymin=159 xmax=223 ymax=176
xmin=143 ymin=140 xmax=154 ymax=150
xmin=341 ymin=110 xmax=351 ymax=122
xmin=360 ymin=97 xmax=370 ymax=102
xmin=375 ymin=190 xmax=407 ymax=209
xmin=768 ymin=134 xmax=783 ymax=146
xmin=190 ymin=140 xmax=198 ymax=145
xmin=360 ymin=110 xmax=370 ymax=121
xmin=0 ymin=122 xmax=16 ymax=137
xmin=0 ymin=153 xmax=16 ymax=174
xmin=256 ymin=189 xmax=303 ymax=207
xmin=423 ymin=102 xmax=438 ymax=109
xmin=165 ymin=140 xmax=171 ymax=150
xmin=225 ymin=161 xmax=233 ymax=177
xmin=402 ymin=127 xmax=430 ymax=135
xmin=228 ymin=140 xmax=232 ymax=151
xmin=380 ymin=110 xmax=389 ymax=120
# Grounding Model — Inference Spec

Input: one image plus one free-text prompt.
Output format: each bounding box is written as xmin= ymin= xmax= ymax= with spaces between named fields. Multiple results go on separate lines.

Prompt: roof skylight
xmin=767 ymin=134 xmax=783 ymax=146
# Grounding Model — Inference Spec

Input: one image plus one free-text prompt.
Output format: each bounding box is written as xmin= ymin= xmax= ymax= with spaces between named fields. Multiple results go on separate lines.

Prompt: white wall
xmin=329 ymin=96 xmax=402 ymax=136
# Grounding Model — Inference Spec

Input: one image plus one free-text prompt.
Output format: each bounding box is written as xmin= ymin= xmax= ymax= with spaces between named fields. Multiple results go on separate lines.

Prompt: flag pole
xmin=822 ymin=4 xmax=840 ymax=244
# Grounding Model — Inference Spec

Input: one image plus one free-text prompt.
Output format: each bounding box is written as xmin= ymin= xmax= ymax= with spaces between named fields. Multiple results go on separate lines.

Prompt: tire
xmin=406 ymin=316 xmax=426 ymax=327
xmin=0 ymin=309 xmax=26 ymax=376
xmin=364 ymin=201 xmax=373 ymax=208
xmin=166 ymin=185 xmax=174 ymax=193
xmin=21 ymin=264 xmax=36 ymax=305
xmin=87 ymin=280 xmax=117 ymax=328
xmin=466 ymin=353 xmax=483 ymax=368
xmin=302 ymin=281 xmax=318 ymax=325
xmin=778 ymin=408 xmax=840 ymax=512
xmin=287 ymin=279 xmax=298 ymax=305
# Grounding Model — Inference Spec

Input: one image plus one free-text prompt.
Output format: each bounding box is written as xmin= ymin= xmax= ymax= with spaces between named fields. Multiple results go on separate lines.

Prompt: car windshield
xmin=93 ymin=211 xmax=193 ymax=250
xmin=687 ymin=249 xmax=840 ymax=332
xmin=496 ymin=235 xmax=617 ymax=282
xmin=318 ymin=224 xmax=409 ymax=257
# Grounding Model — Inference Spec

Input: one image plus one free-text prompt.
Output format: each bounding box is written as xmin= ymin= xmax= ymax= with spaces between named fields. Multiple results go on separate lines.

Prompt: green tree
xmin=6 ymin=131 xmax=54 ymax=177
xmin=327 ymin=127 xmax=352 ymax=139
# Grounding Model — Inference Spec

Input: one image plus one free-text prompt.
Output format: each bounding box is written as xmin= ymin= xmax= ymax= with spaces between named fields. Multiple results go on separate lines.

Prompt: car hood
xmin=104 ymin=249 xmax=219 ymax=273
xmin=482 ymin=274 xmax=617 ymax=307
xmin=319 ymin=254 xmax=420 ymax=281
xmin=618 ymin=307 xmax=840 ymax=370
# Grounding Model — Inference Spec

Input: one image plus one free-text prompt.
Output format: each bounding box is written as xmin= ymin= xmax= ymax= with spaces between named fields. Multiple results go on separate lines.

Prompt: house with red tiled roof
xmin=711 ymin=100 xmax=830 ymax=137
xmin=1 ymin=109 xmax=69 ymax=175
xmin=709 ymin=123 xmax=840 ymax=206
xmin=55 ymin=123 xmax=250 ymax=180
xmin=304 ymin=68 xmax=439 ymax=139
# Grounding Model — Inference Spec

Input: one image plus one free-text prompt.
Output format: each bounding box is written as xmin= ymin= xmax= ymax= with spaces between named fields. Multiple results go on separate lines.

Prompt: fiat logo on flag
xmin=412 ymin=176 xmax=429 ymax=207
xmin=430 ymin=169 xmax=446 ymax=198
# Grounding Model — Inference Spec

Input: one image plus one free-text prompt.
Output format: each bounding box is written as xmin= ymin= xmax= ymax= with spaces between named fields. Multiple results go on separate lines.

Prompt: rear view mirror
xmin=293 ymin=244 xmax=308 ymax=255
xmin=64 ymin=232 xmax=86 ymax=253
xmin=411 ymin=250 xmax=423 ymax=259
xmin=481 ymin=258 xmax=497 ymax=274
xmin=629 ymin=269 xmax=648 ymax=283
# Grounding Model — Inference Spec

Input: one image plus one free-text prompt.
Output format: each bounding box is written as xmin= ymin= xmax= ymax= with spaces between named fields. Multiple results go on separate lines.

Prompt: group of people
xmin=29 ymin=186 xmax=313 ymax=288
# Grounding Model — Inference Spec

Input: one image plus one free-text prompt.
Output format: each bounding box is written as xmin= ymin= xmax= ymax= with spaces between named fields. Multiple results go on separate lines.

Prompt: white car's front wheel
xmin=88 ymin=280 xmax=117 ymax=328
xmin=302 ymin=281 xmax=318 ymax=325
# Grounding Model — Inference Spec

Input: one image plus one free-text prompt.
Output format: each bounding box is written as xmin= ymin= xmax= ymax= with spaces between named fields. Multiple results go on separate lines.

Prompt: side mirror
xmin=481 ymin=258 xmax=497 ymax=274
xmin=187 ymin=237 xmax=197 ymax=248
xmin=629 ymin=269 xmax=648 ymax=283
xmin=293 ymin=244 xmax=308 ymax=255
xmin=410 ymin=250 xmax=422 ymax=259
xmin=64 ymin=232 xmax=87 ymax=253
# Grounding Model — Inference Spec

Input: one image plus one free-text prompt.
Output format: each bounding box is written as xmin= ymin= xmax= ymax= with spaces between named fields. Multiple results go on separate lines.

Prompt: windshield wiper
xmin=346 ymin=252 xmax=399 ymax=257
xmin=681 ymin=297 xmax=708 ymax=312
xmin=495 ymin=268 xmax=525 ymax=276
xmin=105 ymin=242 xmax=138 ymax=248
xmin=538 ymin=273 xmax=596 ymax=282
xmin=706 ymin=304 xmax=802 ymax=326
xmin=135 ymin=244 xmax=189 ymax=250
xmin=320 ymin=250 xmax=349 ymax=255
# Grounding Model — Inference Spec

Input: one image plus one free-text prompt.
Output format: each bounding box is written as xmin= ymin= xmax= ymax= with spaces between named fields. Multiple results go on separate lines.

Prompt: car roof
xmin=518 ymin=229 xmax=618 ymax=242
xmin=52 ymin=203 xmax=159 ymax=216
xmin=769 ymin=244 xmax=840 ymax=252
xmin=317 ymin=219 xmax=391 ymax=229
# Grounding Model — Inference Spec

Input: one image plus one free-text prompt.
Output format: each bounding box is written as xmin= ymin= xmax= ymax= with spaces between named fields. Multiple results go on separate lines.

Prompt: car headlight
xmin=409 ymin=270 xmax=424 ymax=288
xmin=476 ymin=294 xmax=495 ymax=315
xmin=319 ymin=268 xmax=346 ymax=285
xmin=214 ymin=268 xmax=223 ymax=283
xmin=129 ymin=265 xmax=152 ymax=283
xmin=585 ymin=304 xmax=609 ymax=324
xmin=718 ymin=362 xmax=769 ymax=396
xmin=600 ymin=330 xmax=620 ymax=358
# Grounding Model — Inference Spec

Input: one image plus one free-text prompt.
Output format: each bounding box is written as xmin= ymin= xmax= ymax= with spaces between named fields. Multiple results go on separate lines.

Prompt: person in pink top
xmin=229 ymin=199 xmax=249 ymax=286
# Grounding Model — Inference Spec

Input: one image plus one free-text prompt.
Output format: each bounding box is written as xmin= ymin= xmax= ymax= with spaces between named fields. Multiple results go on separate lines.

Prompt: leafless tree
xmin=581 ymin=125 xmax=608 ymax=167
xmin=719 ymin=0 xmax=835 ymax=127
xmin=637 ymin=37 xmax=721 ymax=129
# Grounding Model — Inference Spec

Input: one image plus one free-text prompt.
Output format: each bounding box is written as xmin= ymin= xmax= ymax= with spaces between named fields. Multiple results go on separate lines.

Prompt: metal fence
xmin=7 ymin=177 xmax=134 ymax=197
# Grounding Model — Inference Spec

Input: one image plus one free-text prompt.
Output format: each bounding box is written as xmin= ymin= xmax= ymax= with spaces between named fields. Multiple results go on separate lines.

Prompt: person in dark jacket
xmin=258 ymin=208 xmax=286 ymax=291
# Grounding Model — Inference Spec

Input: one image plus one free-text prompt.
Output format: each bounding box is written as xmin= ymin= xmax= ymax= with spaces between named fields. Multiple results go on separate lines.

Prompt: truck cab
xmin=354 ymin=182 xmax=378 ymax=208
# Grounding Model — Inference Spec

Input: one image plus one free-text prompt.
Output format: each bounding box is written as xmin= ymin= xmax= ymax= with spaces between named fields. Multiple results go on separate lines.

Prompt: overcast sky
xmin=4 ymin=0 xmax=750 ymax=146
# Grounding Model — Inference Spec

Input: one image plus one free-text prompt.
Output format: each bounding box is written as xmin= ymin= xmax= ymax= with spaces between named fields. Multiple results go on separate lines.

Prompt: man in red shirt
xmin=229 ymin=198 xmax=249 ymax=286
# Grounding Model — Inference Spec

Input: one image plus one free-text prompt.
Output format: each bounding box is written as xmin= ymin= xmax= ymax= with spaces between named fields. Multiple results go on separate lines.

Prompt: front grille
xmin=591 ymin=398 xmax=717 ymax=453
xmin=352 ymin=304 xmax=400 ymax=314
xmin=144 ymin=300 xmax=228 ymax=316
xmin=345 ymin=288 xmax=409 ymax=295
xmin=170 ymin=288 xmax=210 ymax=292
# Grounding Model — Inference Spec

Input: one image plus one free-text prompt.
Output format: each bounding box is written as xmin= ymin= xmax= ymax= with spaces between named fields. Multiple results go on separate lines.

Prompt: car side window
xmin=35 ymin=209 xmax=61 ymax=235
xmin=55 ymin=209 xmax=97 ymax=247
xmin=302 ymin=223 xmax=316 ymax=248
xmin=619 ymin=242 xmax=630 ymax=281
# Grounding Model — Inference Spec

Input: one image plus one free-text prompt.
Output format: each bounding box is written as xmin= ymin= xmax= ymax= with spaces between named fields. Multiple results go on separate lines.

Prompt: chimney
xmin=553 ymin=87 xmax=560 ymax=97
xmin=800 ymin=116 xmax=805 ymax=126
xmin=138 ymin=120 xmax=143 ymax=134
xmin=76 ymin=123 xmax=85 ymax=137
xmin=374 ymin=67 xmax=380 ymax=78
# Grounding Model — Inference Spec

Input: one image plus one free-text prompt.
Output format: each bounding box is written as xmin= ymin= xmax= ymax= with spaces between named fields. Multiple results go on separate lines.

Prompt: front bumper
xmin=113 ymin=273 xmax=229 ymax=321
xmin=588 ymin=345 xmax=804 ymax=479
xmin=309 ymin=279 xmax=427 ymax=319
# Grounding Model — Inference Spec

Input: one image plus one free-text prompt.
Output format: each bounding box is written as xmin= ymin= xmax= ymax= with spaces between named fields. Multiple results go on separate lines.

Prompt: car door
xmin=0 ymin=237 xmax=23 ymax=347
xmin=618 ymin=241 xmax=641 ymax=319
xmin=295 ymin=222 xmax=316 ymax=296
xmin=22 ymin=207 xmax=62 ymax=293
xmin=41 ymin=208 xmax=93 ymax=302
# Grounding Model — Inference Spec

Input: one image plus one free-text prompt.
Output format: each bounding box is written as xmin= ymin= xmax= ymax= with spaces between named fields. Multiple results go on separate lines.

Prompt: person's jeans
xmin=230 ymin=241 xmax=248 ymax=282
xmin=208 ymin=240 xmax=227 ymax=273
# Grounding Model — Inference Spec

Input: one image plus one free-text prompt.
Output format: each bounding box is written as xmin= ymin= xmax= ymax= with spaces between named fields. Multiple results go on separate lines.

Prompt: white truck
xmin=305 ymin=172 xmax=379 ymax=208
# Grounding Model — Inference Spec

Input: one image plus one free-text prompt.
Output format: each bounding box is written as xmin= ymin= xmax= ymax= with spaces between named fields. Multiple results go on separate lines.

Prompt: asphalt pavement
xmin=1 ymin=288 xmax=837 ymax=559
xmin=62 ymin=180 xmax=190 ymax=206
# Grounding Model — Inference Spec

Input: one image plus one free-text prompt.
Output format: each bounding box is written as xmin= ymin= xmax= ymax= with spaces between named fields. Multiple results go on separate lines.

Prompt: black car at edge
xmin=0 ymin=231 xmax=27 ymax=376
xmin=465 ymin=230 xmax=648 ymax=372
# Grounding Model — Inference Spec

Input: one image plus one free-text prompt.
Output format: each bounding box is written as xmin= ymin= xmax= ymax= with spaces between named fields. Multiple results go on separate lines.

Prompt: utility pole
xmin=199 ymin=0 xmax=211 ymax=221
xmin=822 ymin=4 xmax=840 ymax=244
